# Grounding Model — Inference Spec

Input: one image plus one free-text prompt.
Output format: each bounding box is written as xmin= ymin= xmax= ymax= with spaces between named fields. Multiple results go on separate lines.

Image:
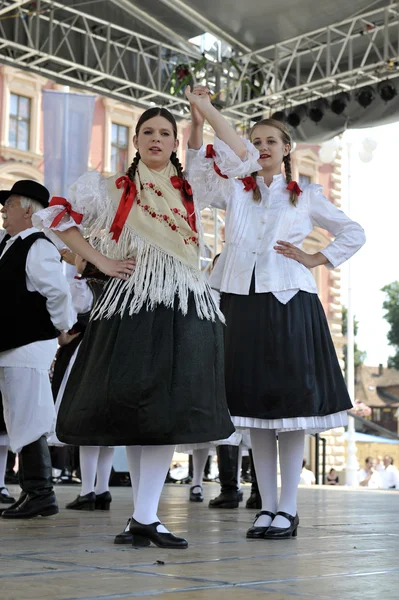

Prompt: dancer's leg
xmin=125 ymin=445 xmax=142 ymax=507
xmin=272 ymin=429 xmax=305 ymax=527
xmin=250 ymin=429 xmax=278 ymax=527
xmin=94 ymin=447 xmax=115 ymax=495
xmin=79 ymin=446 xmax=100 ymax=495
xmin=191 ymin=448 xmax=209 ymax=490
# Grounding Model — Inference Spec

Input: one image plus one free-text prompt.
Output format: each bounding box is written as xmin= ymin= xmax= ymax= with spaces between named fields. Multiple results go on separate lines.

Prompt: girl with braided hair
xmin=185 ymin=86 xmax=365 ymax=540
xmin=33 ymin=106 xmax=234 ymax=549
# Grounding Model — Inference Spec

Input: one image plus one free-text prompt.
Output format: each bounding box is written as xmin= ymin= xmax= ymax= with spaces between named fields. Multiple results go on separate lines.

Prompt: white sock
xmin=237 ymin=445 xmax=243 ymax=491
xmin=126 ymin=445 xmax=142 ymax=507
xmin=133 ymin=445 xmax=175 ymax=533
xmin=0 ymin=446 xmax=8 ymax=490
xmin=273 ymin=429 xmax=305 ymax=528
xmin=191 ymin=449 xmax=209 ymax=489
xmin=79 ymin=446 xmax=100 ymax=496
xmin=250 ymin=429 xmax=278 ymax=528
xmin=94 ymin=447 xmax=114 ymax=495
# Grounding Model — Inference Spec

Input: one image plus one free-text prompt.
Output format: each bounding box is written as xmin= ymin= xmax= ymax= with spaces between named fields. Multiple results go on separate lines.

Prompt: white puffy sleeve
xmin=186 ymin=136 xmax=262 ymax=211
xmin=308 ymin=184 xmax=366 ymax=269
xmin=32 ymin=171 xmax=107 ymax=233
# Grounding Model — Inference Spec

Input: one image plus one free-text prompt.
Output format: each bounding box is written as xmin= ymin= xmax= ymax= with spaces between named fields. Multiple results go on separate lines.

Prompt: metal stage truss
xmin=1 ymin=1 xmax=399 ymax=121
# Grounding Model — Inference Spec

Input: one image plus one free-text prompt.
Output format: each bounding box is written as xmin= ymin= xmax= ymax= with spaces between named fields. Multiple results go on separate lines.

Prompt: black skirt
xmin=221 ymin=288 xmax=352 ymax=420
xmin=56 ymin=292 xmax=234 ymax=446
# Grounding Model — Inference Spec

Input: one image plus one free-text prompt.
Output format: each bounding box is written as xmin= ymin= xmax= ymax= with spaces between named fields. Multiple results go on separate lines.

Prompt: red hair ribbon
xmin=170 ymin=175 xmax=197 ymax=233
xmin=109 ymin=176 xmax=137 ymax=242
xmin=286 ymin=181 xmax=302 ymax=196
xmin=239 ymin=176 xmax=257 ymax=192
xmin=205 ymin=144 xmax=228 ymax=179
xmin=49 ymin=197 xmax=84 ymax=228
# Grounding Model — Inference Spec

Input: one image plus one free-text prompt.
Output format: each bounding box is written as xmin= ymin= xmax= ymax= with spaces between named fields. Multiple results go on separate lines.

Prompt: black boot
xmin=246 ymin=450 xmax=262 ymax=509
xmin=209 ymin=445 xmax=241 ymax=509
xmin=2 ymin=436 xmax=58 ymax=519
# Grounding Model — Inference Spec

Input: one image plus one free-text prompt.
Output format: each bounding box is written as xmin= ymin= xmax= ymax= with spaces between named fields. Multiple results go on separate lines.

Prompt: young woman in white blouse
xmin=185 ymin=86 xmax=365 ymax=540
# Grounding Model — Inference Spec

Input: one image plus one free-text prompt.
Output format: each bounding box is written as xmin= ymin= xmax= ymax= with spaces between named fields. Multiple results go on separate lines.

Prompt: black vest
xmin=0 ymin=232 xmax=59 ymax=352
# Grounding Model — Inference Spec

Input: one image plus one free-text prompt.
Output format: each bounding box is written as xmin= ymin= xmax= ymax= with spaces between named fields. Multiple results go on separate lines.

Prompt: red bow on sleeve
xmin=205 ymin=144 xmax=228 ymax=179
xmin=170 ymin=175 xmax=197 ymax=233
xmin=49 ymin=197 xmax=84 ymax=228
xmin=109 ymin=176 xmax=137 ymax=242
xmin=286 ymin=181 xmax=302 ymax=196
xmin=239 ymin=176 xmax=258 ymax=192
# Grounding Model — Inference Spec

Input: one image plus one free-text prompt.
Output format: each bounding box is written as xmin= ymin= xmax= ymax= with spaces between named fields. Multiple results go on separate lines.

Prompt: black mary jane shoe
xmin=95 ymin=491 xmax=112 ymax=510
xmin=65 ymin=492 xmax=96 ymax=511
xmin=245 ymin=492 xmax=262 ymax=510
xmin=129 ymin=518 xmax=188 ymax=549
xmin=264 ymin=511 xmax=299 ymax=540
xmin=189 ymin=485 xmax=204 ymax=502
xmin=0 ymin=488 xmax=16 ymax=504
xmin=246 ymin=510 xmax=276 ymax=539
xmin=114 ymin=518 xmax=150 ymax=545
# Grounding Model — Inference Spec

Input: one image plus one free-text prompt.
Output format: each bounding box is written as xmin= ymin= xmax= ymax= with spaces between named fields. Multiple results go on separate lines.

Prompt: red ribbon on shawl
xmin=286 ymin=180 xmax=303 ymax=196
xmin=109 ymin=176 xmax=137 ymax=242
xmin=49 ymin=197 xmax=84 ymax=228
xmin=170 ymin=175 xmax=197 ymax=233
xmin=238 ymin=176 xmax=258 ymax=192
xmin=205 ymin=144 xmax=228 ymax=179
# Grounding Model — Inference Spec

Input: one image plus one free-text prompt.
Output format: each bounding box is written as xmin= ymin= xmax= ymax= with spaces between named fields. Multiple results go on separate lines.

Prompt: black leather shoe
xmin=1 ymin=492 xmax=58 ymax=519
xmin=0 ymin=491 xmax=27 ymax=516
xmin=0 ymin=488 xmax=16 ymax=504
xmin=66 ymin=492 xmax=96 ymax=511
xmin=129 ymin=519 xmax=188 ymax=549
xmin=114 ymin=518 xmax=150 ymax=545
xmin=209 ymin=491 xmax=240 ymax=509
xmin=264 ymin=511 xmax=299 ymax=539
xmin=189 ymin=485 xmax=204 ymax=502
xmin=95 ymin=491 xmax=112 ymax=510
xmin=246 ymin=492 xmax=262 ymax=509
xmin=246 ymin=510 xmax=275 ymax=539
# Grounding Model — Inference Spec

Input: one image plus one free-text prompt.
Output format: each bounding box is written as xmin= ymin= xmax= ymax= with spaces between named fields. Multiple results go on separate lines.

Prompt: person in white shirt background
xmin=380 ymin=455 xmax=399 ymax=489
xmin=0 ymin=180 xmax=75 ymax=519
xmin=299 ymin=459 xmax=316 ymax=486
xmin=185 ymin=85 xmax=365 ymax=540
xmin=358 ymin=457 xmax=382 ymax=489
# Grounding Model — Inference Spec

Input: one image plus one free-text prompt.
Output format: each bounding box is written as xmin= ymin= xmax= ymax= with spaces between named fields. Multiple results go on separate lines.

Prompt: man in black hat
xmin=0 ymin=180 xmax=75 ymax=519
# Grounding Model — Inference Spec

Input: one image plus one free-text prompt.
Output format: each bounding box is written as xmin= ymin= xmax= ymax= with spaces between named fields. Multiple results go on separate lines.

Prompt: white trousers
xmin=0 ymin=367 xmax=56 ymax=453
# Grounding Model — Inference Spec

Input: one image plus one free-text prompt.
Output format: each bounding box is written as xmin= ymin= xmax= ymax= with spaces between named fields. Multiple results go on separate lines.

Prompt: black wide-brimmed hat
xmin=0 ymin=180 xmax=50 ymax=208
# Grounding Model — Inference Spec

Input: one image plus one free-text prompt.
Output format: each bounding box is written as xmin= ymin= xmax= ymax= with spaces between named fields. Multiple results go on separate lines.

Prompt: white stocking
xmin=94 ymin=447 xmax=115 ymax=495
xmin=133 ymin=445 xmax=175 ymax=533
xmin=237 ymin=445 xmax=243 ymax=491
xmin=79 ymin=446 xmax=100 ymax=496
xmin=273 ymin=429 xmax=305 ymax=528
xmin=250 ymin=429 xmax=278 ymax=528
xmin=0 ymin=446 xmax=8 ymax=491
xmin=126 ymin=445 xmax=142 ymax=507
xmin=191 ymin=448 xmax=209 ymax=490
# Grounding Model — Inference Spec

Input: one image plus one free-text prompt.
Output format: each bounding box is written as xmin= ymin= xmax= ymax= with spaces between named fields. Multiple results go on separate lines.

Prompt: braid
xmin=127 ymin=151 xmax=140 ymax=182
xmin=283 ymin=154 xmax=298 ymax=206
xmin=251 ymin=171 xmax=261 ymax=203
xmin=170 ymin=151 xmax=184 ymax=179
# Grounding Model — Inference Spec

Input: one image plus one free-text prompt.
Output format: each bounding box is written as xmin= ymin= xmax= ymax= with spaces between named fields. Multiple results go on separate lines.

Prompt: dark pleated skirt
xmin=56 ymin=292 xmax=234 ymax=446
xmin=221 ymin=288 xmax=352 ymax=420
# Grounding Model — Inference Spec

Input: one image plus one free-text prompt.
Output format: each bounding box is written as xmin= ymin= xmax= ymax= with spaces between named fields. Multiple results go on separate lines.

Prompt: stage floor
xmin=1 ymin=483 xmax=398 ymax=599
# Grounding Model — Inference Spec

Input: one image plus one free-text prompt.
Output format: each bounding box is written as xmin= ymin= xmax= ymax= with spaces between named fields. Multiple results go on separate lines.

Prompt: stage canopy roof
xmin=1 ymin=0 xmax=399 ymax=140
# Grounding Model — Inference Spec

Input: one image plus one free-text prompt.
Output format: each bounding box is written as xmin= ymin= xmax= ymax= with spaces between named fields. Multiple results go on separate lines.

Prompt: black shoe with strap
xmin=95 ymin=491 xmax=112 ymax=510
xmin=245 ymin=492 xmax=262 ymax=509
xmin=0 ymin=488 xmax=16 ymax=504
xmin=264 ymin=511 xmax=299 ymax=539
xmin=189 ymin=485 xmax=204 ymax=502
xmin=246 ymin=510 xmax=275 ymax=539
xmin=129 ymin=518 xmax=188 ymax=549
xmin=66 ymin=492 xmax=96 ymax=511
xmin=114 ymin=517 xmax=150 ymax=545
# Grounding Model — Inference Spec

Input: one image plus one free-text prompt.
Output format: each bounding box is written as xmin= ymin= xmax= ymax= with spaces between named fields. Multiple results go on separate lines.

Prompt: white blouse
xmin=186 ymin=137 xmax=366 ymax=303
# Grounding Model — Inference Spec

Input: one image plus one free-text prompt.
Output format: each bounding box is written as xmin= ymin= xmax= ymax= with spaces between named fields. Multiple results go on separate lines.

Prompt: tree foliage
xmin=381 ymin=282 xmax=399 ymax=369
xmin=341 ymin=306 xmax=366 ymax=376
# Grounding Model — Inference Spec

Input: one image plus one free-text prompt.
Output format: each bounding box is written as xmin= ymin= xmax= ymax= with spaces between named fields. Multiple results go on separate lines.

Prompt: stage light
xmin=308 ymin=99 xmax=328 ymax=123
xmin=330 ymin=92 xmax=350 ymax=115
xmin=287 ymin=106 xmax=305 ymax=128
xmin=377 ymin=80 xmax=397 ymax=102
xmin=271 ymin=110 xmax=286 ymax=122
xmin=356 ymin=86 xmax=375 ymax=108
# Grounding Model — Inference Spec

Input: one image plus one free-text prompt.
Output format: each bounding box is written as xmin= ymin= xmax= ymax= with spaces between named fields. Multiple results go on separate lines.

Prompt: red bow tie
xmin=109 ymin=176 xmax=137 ymax=242
xmin=286 ymin=181 xmax=302 ymax=196
xmin=170 ymin=175 xmax=193 ymax=197
xmin=49 ymin=197 xmax=83 ymax=228
xmin=239 ymin=176 xmax=258 ymax=192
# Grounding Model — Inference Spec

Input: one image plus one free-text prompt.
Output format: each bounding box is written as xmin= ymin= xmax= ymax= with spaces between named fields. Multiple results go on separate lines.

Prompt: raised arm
xmin=185 ymin=85 xmax=247 ymax=159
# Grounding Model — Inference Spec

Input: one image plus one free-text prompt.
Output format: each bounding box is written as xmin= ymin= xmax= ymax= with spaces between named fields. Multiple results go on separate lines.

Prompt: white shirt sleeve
xmin=26 ymin=238 xmax=77 ymax=331
xmin=308 ymin=185 xmax=366 ymax=268
xmin=186 ymin=136 xmax=262 ymax=211
xmin=69 ymin=278 xmax=94 ymax=314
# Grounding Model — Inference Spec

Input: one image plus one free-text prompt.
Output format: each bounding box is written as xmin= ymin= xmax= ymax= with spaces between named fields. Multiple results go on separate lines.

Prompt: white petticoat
xmin=232 ymin=410 xmax=348 ymax=434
